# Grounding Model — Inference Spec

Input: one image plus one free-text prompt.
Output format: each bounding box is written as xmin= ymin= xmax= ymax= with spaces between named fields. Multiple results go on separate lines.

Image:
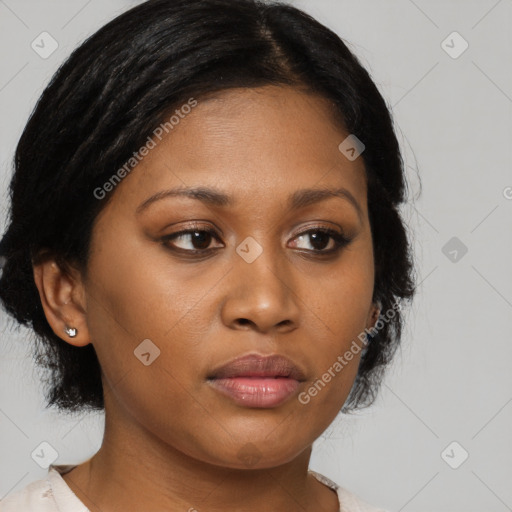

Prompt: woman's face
xmin=80 ymin=85 xmax=378 ymax=469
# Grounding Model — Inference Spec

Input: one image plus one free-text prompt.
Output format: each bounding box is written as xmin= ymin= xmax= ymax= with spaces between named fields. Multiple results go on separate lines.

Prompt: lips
xmin=207 ymin=353 xmax=307 ymax=381
xmin=207 ymin=353 xmax=306 ymax=408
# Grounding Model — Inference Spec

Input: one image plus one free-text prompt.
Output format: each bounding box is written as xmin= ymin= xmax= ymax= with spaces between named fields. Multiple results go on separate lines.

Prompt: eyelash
xmin=161 ymin=223 xmax=352 ymax=258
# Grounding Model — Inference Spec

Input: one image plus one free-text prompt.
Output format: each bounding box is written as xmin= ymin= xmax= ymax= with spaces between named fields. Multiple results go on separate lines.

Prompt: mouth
xmin=206 ymin=353 xmax=306 ymax=408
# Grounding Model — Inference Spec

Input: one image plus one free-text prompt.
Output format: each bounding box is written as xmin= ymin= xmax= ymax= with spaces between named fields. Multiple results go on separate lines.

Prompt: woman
xmin=0 ymin=0 xmax=416 ymax=510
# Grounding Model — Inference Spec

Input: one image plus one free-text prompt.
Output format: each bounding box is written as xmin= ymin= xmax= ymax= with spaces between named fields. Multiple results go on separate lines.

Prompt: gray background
xmin=1 ymin=1 xmax=511 ymax=511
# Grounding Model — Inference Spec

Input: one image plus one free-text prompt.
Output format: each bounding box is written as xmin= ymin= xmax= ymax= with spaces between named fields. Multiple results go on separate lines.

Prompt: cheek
xmin=84 ymin=247 xmax=214 ymax=446
xmin=307 ymin=245 xmax=374 ymax=341
xmin=294 ymin=282 xmax=368 ymax=421
xmin=86 ymin=218 xmax=196 ymax=335
xmin=84 ymin=226 xmax=219 ymax=393
xmin=297 ymin=244 xmax=374 ymax=396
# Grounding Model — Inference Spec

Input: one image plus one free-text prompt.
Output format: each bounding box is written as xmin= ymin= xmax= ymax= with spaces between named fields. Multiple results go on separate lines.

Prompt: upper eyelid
xmin=167 ymin=224 xmax=344 ymax=237
xmin=165 ymin=225 xmax=348 ymax=246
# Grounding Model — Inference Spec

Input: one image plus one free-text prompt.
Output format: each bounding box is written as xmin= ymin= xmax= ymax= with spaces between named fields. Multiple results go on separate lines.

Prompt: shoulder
xmin=0 ymin=476 xmax=56 ymax=512
xmin=0 ymin=465 xmax=87 ymax=512
xmin=336 ymin=486 xmax=391 ymax=512
xmin=308 ymin=469 xmax=391 ymax=512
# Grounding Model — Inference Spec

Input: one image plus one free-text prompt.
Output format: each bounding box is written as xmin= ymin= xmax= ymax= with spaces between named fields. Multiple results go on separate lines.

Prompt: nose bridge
xmin=221 ymin=234 xmax=300 ymax=332
xmin=239 ymin=237 xmax=286 ymax=296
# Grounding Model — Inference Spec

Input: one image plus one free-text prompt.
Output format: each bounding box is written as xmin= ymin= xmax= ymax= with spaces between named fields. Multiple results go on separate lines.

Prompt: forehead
xmin=108 ymin=86 xmax=368 ymax=215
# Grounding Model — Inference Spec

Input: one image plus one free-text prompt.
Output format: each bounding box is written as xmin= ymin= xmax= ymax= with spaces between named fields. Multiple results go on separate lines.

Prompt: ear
xmin=32 ymin=256 xmax=90 ymax=347
xmin=365 ymin=300 xmax=381 ymax=331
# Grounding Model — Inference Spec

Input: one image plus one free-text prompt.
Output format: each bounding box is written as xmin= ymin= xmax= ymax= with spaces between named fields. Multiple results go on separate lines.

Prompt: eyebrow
xmin=136 ymin=185 xmax=363 ymax=220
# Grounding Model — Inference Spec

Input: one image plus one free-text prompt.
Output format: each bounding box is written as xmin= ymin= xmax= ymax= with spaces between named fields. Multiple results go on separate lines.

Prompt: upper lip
xmin=208 ymin=353 xmax=307 ymax=381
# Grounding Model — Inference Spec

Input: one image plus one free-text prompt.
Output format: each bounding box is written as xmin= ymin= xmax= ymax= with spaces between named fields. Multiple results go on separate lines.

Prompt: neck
xmin=61 ymin=393 xmax=339 ymax=512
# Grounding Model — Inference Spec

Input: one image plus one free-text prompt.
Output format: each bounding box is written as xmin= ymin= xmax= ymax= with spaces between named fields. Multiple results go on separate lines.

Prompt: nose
xmin=220 ymin=243 xmax=301 ymax=335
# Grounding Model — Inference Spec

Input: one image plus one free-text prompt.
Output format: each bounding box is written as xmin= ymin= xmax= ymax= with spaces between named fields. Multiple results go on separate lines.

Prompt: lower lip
xmin=207 ymin=377 xmax=301 ymax=408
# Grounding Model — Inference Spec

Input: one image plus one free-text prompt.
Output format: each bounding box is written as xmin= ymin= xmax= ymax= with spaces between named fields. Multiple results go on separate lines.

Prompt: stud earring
xmin=64 ymin=326 xmax=77 ymax=338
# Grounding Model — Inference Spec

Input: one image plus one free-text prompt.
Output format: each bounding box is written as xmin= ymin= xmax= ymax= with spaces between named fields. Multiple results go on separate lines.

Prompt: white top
xmin=0 ymin=464 xmax=390 ymax=512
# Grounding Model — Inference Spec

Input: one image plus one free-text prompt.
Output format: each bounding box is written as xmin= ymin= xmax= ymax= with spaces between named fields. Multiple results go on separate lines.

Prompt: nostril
xmin=237 ymin=318 xmax=251 ymax=326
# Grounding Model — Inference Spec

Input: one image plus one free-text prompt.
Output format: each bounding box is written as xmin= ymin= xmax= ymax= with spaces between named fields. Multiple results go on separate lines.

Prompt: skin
xmin=33 ymin=85 xmax=380 ymax=512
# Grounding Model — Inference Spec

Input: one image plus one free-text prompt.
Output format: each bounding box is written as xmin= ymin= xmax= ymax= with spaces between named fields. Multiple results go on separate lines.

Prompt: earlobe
xmin=32 ymin=258 xmax=90 ymax=347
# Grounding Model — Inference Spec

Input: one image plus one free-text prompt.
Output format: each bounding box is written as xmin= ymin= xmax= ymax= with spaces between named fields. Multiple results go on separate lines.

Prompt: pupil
xmin=310 ymin=232 xmax=329 ymax=250
xmin=192 ymin=231 xmax=211 ymax=249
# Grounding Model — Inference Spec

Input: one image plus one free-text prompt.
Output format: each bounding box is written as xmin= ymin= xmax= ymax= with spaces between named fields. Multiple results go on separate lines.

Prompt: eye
xmin=161 ymin=224 xmax=352 ymax=257
xmin=289 ymin=228 xmax=352 ymax=254
xmin=161 ymin=225 xmax=223 ymax=253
